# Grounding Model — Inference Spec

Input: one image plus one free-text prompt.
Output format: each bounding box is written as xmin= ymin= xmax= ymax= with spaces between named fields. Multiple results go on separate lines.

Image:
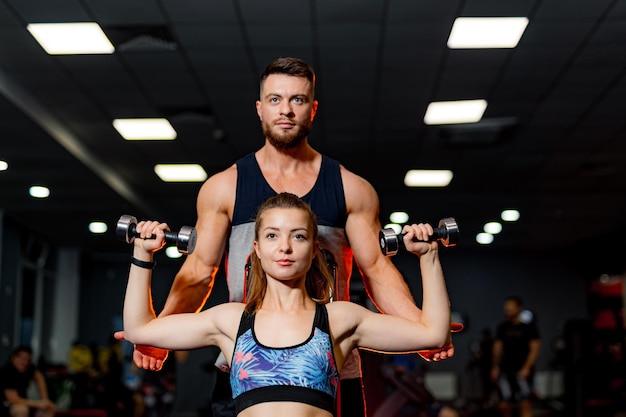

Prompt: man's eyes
xmin=268 ymin=97 xmax=305 ymax=103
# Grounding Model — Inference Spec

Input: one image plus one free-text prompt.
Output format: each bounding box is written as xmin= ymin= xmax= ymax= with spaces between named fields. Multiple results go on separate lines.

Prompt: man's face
xmin=256 ymin=74 xmax=318 ymax=150
xmin=11 ymin=351 xmax=31 ymax=373
xmin=504 ymin=300 xmax=522 ymax=321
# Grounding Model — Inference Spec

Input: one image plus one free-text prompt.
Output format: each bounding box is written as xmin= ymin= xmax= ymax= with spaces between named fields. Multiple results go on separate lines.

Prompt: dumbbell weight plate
xmin=436 ymin=217 xmax=460 ymax=247
xmin=177 ymin=226 xmax=197 ymax=255
xmin=116 ymin=214 xmax=138 ymax=244
xmin=379 ymin=228 xmax=401 ymax=257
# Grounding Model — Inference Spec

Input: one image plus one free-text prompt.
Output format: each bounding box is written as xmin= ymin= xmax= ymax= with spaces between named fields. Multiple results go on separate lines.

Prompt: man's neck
xmin=254 ymin=139 xmax=322 ymax=195
xmin=256 ymin=139 xmax=319 ymax=169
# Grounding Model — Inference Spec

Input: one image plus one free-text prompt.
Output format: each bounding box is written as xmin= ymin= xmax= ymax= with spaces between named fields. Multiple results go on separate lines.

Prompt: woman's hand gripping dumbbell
xmin=116 ymin=214 xmax=197 ymax=255
xmin=379 ymin=217 xmax=459 ymax=256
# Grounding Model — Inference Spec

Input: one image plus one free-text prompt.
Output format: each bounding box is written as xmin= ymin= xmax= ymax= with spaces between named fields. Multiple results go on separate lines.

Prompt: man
xmin=117 ymin=57 xmax=458 ymax=417
xmin=0 ymin=346 xmax=56 ymax=417
xmin=491 ymin=296 xmax=540 ymax=417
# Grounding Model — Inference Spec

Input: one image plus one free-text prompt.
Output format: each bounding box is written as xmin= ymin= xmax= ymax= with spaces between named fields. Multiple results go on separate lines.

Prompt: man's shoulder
xmin=338 ymin=165 xmax=378 ymax=211
xmin=200 ymin=164 xmax=238 ymax=194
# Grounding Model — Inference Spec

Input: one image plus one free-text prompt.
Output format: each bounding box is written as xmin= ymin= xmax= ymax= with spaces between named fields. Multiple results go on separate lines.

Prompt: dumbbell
xmin=379 ymin=217 xmax=459 ymax=256
xmin=116 ymin=214 xmax=197 ymax=255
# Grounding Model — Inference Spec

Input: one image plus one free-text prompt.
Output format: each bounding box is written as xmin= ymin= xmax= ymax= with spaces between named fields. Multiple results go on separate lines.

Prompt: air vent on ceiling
xmin=105 ymin=25 xmax=178 ymax=52
xmin=438 ymin=117 xmax=518 ymax=146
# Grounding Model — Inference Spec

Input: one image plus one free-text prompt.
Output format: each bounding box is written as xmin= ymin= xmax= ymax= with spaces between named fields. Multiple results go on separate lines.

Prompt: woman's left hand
xmin=401 ymin=223 xmax=438 ymax=256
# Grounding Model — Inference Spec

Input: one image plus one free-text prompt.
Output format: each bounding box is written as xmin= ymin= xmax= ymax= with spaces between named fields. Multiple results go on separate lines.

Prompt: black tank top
xmin=226 ymin=153 xmax=351 ymax=303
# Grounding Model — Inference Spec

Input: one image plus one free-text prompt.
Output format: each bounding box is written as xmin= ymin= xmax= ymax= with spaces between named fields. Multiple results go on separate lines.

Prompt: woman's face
xmin=254 ymin=207 xmax=317 ymax=283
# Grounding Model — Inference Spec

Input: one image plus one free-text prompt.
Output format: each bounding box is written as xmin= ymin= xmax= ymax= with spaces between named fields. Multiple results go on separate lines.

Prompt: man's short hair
xmin=260 ymin=57 xmax=316 ymax=87
xmin=506 ymin=295 xmax=523 ymax=306
xmin=12 ymin=345 xmax=33 ymax=357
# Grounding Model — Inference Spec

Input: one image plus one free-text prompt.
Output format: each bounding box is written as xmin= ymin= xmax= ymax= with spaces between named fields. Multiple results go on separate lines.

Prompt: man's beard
xmin=263 ymin=119 xmax=311 ymax=150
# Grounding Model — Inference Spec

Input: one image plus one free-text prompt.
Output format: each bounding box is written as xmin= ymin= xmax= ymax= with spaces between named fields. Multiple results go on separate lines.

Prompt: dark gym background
xmin=1 ymin=0 xmax=625 ymax=416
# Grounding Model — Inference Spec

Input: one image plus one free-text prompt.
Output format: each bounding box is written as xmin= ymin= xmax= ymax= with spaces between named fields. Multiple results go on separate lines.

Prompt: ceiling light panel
xmin=447 ymin=17 xmax=529 ymax=49
xmin=424 ymin=99 xmax=487 ymax=125
xmin=113 ymin=118 xmax=177 ymax=140
xmin=404 ymin=170 xmax=453 ymax=187
xmin=29 ymin=185 xmax=50 ymax=198
xmin=27 ymin=22 xmax=115 ymax=55
xmin=154 ymin=164 xmax=208 ymax=182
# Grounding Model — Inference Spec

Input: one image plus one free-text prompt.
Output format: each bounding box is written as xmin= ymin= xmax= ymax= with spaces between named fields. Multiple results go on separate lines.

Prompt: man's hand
xmin=417 ymin=321 xmax=464 ymax=362
xmin=417 ymin=342 xmax=454 ymax=362
xmin=114 ymin=331 xmax=169 ymax=371
xmin=37 ymin=399 xmax=56 ymax=412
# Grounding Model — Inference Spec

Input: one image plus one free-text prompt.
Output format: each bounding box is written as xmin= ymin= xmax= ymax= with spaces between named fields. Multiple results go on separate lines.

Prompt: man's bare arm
xmin=342 ymin=167 xmax=457 ymax=360
xmin=520 ymin=338 xmax=541 ymax=376
xmin=117 ymin=166 xmax=237 ymax=370
xmin=342 ymin=168 xmax=422 ymax=318
xmin=159 ymin=166 xmax=236 ymax=316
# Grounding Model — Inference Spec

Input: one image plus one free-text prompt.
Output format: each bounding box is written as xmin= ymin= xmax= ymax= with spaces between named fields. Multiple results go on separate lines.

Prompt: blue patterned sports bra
xmin=230 ymin=303 xmax=339 ymax=415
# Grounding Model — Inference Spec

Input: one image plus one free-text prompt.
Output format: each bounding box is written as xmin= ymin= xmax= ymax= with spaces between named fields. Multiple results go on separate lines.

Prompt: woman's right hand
xmin=134 ymin=220 xmax=169 ymax=253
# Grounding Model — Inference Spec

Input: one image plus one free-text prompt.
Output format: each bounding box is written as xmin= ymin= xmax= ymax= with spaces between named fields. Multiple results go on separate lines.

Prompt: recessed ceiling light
xmin=424 ymin=99 xmax=487 ymax=125
xmin=389 ymin=212 xmax=409 ymax=224
xmin=447 ymin=17 xmax=529 ymax=49
xmin=476 ymin=232 xmax=494 ymax=245
xmin=165 ymin=247 xmax=183 ymax=259
xmin=404 ymin=170 xmax=453 ymax=187
xmin=484 ymin=222 xmax=502 ymax=234
xmin=29 ymin=185 xmax=50 ymax=198
xmin=154 ymin=164 xmax=208 ymax=182
xmin=383 ymin=224 xmax=402 ymax=234
xmin=113 ymin=118 xmax=177 ymax=140
xmin=89 ymin=222 xmax=108 ymax=234
xmin=501 ymin=209 xmax=520 ymax=222
xmin=0 ymin=160 xmax=8 ymax=171
xmin=27 ymin=22 xmax=115 ymax=55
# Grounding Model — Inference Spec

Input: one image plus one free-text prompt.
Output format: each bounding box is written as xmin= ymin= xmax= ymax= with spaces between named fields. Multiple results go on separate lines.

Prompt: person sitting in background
xmin=0 ymin=346 xmax=56 ymax=417
xmin=122 ymin=192 xmax=452 ymax=417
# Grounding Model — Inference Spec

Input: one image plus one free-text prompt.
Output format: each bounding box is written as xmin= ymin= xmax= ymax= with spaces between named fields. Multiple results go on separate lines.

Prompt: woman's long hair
xmin=245 ymin=192 xmax=333 ymax=313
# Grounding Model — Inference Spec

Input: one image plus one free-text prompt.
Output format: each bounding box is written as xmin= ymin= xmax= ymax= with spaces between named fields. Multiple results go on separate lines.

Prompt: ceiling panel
xmin=0 ymin=0 xmax=625 ymax=258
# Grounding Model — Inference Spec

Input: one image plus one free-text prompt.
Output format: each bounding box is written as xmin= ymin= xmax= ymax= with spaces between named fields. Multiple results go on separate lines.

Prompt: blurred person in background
xmin=491 ymin=296 xmax=540 ymax=417
xmin=0 ymin=346 xmax=56 ymax=417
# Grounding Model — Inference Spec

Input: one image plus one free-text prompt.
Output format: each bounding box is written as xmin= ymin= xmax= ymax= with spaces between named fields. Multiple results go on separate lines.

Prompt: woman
xmin=123 ymin=192 xmax=451 ymax=417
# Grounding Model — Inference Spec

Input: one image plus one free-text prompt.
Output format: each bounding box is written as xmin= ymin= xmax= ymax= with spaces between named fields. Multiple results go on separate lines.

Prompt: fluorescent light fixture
xmin=404 ymin=170 xmax=453 ymax=187
xmin=27 ymin=22 xmax=114 ymax=55
xmin=0 ymin=160 xmax=8 ymax=171
xmin=88 ymin=222 xmax=108 ymax=234
xmin=424 ymin=99 xmax=487 ymax=125
xmin=29 ymin=185 xmax=50 ymax=198
xmin=476 ymin=232 xmax=494 ymax=245
xmin=154 ymin=164 xmax=208 ymax=182
xmin=113 ymin=118 xmax=177 ymax=140
xmin=448 ymin=17 xmax=529 ymax=49
xmin=484 ymin=222 xmax=502 ymax=234
xmin=501 ymin=209 xmax=520 ymax=222
xmin=166 ymin=246 xmax=183 ymax=259
xmin=389 ymin=212 xmax=409 ymax=224
xmin=383 ymin=223 xmax=402 ymax=235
